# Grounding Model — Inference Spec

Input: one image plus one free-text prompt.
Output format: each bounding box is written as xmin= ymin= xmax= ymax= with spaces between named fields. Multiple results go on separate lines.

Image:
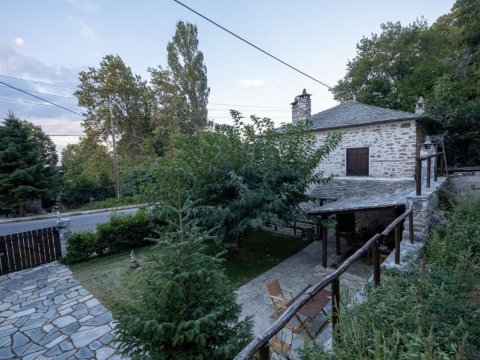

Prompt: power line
xmin=0 ymin=96 xmax=81 ymax=110
xmin=0 ymin=74 xmax=77 ymax=90
xmin=210 ymin=102 xmax=289 ymax=109
xmin=0 ymin=84 xmax=75 ymax=99
xmin=0 ymin=81 xmax=82 ymax=116
xmin=1 ymin=74 xmax=294 ymax=109
xmin=173 ymin=0 xmax=332 ymax=89
xmin=208 ymin=108 xmax=289 ymax=112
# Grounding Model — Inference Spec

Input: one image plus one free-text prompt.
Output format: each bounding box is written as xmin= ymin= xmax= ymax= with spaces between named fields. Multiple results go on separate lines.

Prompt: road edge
xmin=0 ymin=205 xmax=141 ymax=224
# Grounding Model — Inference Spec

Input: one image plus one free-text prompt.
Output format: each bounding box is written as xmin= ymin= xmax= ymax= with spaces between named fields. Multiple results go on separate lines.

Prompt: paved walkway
xmin=236 ymin=238 xmax=370 ymax=358
xmin=0 ymin=262 xmax=124 ymax=359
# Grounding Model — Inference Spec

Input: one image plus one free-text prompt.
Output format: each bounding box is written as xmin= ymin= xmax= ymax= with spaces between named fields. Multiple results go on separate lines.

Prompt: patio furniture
xmin=286 ymin=285 xmax=332 ymax=339
xmin=266 ymin=278 xmax=294 ymax=317
xmin=269 ymin=331 xmax=293 ymax=359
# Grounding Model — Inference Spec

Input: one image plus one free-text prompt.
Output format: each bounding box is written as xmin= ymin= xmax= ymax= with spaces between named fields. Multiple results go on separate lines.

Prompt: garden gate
xmin=0 ymin=227 xmax=62 ymax=275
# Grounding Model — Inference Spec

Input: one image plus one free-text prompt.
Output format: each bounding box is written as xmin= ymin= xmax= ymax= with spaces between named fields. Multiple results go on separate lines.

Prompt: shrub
xmin=114 ymin=201 xmax=252 ymax=359
xmin=62 ymin=230 xmax=98 ymax=264
xmin=96 ymin=209 xmax=154 ymax=253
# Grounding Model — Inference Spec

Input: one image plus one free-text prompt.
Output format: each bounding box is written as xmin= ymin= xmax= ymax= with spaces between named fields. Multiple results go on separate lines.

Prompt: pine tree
xmin=114 ymin=200 xmax=252 ymax=360
xmin=0 ymin=113 xmax=59 ymax=216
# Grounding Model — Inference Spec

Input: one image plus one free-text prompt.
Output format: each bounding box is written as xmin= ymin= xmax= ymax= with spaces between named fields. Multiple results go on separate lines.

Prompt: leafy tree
xmin=75 ymin=55 xmax=156 ymax=167
xmin=150 ymin=21 xmax=210 ymax=149
xmin=331 ymin=4 xmax=480 ymax=165
xmin=120 ymin=165 xmax=154 ymax=198
xmin=148 ymin=112 xmax=341 ymax=246
xmin=115 ymin=200 xmax=252 ymax=359
xmin=331 ymin=19 xmax=456 ymax=111
xmin=0 ymin=113 xmax=59 ymax=216
xmin=61 ymin=138 xmax=115 ymax=208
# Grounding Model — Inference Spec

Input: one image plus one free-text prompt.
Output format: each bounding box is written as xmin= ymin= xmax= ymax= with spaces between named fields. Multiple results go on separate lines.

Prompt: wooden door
xmin=346 ymin=147 xmax=369 ymax=176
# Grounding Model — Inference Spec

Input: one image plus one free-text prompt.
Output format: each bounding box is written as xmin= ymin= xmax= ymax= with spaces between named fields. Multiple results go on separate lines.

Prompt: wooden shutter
xmin=346 ymin=147 xmax=369 ymax=176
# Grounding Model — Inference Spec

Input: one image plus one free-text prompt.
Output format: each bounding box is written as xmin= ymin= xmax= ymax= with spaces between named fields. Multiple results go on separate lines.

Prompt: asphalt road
xmin=0 ymin=208 xmax=138 ymax=236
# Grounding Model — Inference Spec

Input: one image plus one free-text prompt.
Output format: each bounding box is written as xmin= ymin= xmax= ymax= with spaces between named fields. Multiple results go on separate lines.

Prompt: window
xmin=346 ymin=147 xmax=369 ymax=176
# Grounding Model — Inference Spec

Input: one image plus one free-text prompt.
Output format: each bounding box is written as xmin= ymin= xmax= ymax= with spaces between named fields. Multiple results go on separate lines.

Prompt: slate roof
xmin=303 ymin=178 xmax=415 ymax=214
xmin=309 ymin=101 xmax=426 ymax=131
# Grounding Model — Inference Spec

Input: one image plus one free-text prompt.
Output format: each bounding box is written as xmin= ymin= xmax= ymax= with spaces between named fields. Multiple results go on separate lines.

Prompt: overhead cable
xmin=173 ymin=0 xmax=332 ymax=89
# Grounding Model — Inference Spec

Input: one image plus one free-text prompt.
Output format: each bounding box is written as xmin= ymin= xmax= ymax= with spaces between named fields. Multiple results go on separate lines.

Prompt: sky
xmin=0 ymin=0 xmax=456 ymax=155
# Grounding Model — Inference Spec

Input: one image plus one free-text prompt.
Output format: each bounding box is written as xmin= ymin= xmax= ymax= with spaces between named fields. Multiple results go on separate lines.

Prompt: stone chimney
xmin=291 ymin=89 xmax=311 ymax=123
xmin=415 ymin=96 xmax=425 ymax=115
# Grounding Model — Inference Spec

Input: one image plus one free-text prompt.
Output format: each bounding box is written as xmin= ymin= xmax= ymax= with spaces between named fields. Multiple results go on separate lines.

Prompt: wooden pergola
xmin=308 ymin=195 xmax=409 ymax=268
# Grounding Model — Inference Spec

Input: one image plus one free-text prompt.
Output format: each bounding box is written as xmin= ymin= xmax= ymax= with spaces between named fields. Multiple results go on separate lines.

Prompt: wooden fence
xmin=0 ymin=227 xmax=62 ymax=275
xmin=234 ymin=206 xmax=414 ymax=360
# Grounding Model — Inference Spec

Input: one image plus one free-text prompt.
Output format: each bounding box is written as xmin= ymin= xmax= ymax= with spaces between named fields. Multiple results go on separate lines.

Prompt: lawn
xmin=68 ymin=229 xmax=311 ymax=310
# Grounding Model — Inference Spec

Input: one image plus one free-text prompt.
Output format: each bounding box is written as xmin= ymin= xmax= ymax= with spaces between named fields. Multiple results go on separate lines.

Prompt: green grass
xmin=69 ymin=229 xmax=311 ymax=309
xmin=224 ymin=230 xmax=312 ymax=287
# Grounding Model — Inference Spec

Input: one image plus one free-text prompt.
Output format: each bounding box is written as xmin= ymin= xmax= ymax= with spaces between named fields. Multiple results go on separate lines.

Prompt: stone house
xmin=288 ymin=90 xmax=440 ymax=267
xmin=291 ymin=89 xmax=428 ymax=179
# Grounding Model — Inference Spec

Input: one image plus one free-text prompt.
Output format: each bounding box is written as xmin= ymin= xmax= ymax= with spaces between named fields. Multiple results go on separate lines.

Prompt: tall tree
xmin=331 ymin=19 xmax=456 ymax=111
xmin=0 ymin=113 xmax=59 ymax=216
xmin=75 ymin=55 xmax=156 ymax=167
xmin=61 ymin=138 xmax=115 ymax=208
xmin=115 ymin=200 xmax=252 ymax=359
xmin=150 ymin=21 xmax=210 ymax=148
xmin=331 ymin=5 xmax=480 ymax=165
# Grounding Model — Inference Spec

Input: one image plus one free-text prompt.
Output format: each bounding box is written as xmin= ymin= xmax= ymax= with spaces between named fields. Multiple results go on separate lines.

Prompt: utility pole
xmin=109 ymin=102 xmax=121 ymax=198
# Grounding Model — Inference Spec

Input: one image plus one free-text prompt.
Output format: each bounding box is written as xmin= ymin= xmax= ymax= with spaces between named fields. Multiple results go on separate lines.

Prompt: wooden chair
xmin=269 ymin=332 xmax=293 ymax=359
xmin=266 ymin=278 xmax=294 ymax=317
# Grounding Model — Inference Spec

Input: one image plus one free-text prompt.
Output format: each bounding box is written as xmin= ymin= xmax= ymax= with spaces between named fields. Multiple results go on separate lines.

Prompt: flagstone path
xmin=236 ymin=237 xmax=371 ymax=358
xmin=0 ymin=262 xmax=125 ymax=360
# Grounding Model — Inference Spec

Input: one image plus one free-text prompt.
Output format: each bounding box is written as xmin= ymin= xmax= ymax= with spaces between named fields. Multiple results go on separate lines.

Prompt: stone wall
xmin=314 ymin=119 xmax=426 ymax=178
xmin=355 ymin=207 xmax=398 ymax=234
xmin=404 ymin=178 xmax=447 ymax=242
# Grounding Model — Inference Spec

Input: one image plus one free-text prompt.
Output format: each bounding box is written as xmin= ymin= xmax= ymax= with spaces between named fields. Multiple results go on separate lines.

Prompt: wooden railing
xmin=415 ymin=152 xmax=444 ymax=195
xmin=234 ymin=206 xmax=414 ymax=360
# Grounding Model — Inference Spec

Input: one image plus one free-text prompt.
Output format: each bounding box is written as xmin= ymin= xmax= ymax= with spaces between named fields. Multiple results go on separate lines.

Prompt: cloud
xmin=15 ymin=37 xmax=24 ymax=46
xmin=239 ymin=78 xmax=265 ymax=88
xmin=67 ymin=14 xmax=96 ymax=39
xmin=0 ymin=43 xmax=85 ymax=154
xmin=67 ymin=0 xmax=99 ymax=12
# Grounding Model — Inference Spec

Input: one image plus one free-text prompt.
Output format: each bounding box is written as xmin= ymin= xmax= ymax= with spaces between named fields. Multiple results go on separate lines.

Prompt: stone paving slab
xmin=0 ymin=262 xmax=126 ymax=360
xmin=236 ymin=238 xmax=370 ymax=359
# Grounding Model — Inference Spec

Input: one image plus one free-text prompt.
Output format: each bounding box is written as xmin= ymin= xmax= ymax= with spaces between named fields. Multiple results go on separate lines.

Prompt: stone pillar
xmin=291 ymin=89 xmax=311 ymax=123
xmin=403 ymin=186 xmax=441 ymax=242
xmin=56 ymin=216 xmax=71 ymax=256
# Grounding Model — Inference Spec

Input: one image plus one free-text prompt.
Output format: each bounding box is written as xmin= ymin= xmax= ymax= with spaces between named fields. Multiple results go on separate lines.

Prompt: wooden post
xmin=335 ymin=215 xmax=341 ymax=255
xmin=258 ymin=344 xmax=270 ymax=360
xmin=322 ymin=215 xmax=328 ymax=268
xmin=395 ymin=223 xmax=401 ymax=265
xmin=434 ymin=154 xmax=438 ymax=182
xmin=440 ymin=154 xmax=444 ymax=176
xmin=409 ymin=210 xmax=414 ymax=244
xmin=426 ymin=157 xmax=431 ymax=188
xmin=372 ymin=239 xmax=380 ymax=287
xmin=293 ymin=222 xmax=296 ymax=236
xmin=332 ymin=277 xmax=340 ymax=342
xmin=416 ymin=157 xmax=422 ymax=195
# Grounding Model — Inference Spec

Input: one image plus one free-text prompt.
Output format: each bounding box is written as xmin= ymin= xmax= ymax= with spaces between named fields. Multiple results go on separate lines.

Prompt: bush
xmin=62 ymin=231 xmax=98 ymax=264
xmin=96 ymin=209 xmax=154 ymax=253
